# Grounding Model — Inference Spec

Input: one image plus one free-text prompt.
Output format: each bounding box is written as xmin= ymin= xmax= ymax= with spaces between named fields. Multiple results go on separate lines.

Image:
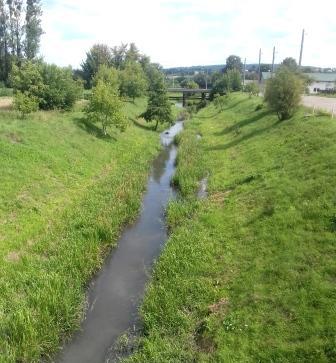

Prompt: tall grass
xmin=0 ymin=99 xmax=160 ymax=362
xmin=125 ymin=94 xmax=336 ymax=362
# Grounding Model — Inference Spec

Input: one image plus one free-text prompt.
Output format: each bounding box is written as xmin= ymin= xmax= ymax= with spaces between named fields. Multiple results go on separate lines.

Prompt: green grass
xmin=0 ymin=98 xmax=161 ymax=362
xmin=125 ymin=94 xmax=336 ymax=362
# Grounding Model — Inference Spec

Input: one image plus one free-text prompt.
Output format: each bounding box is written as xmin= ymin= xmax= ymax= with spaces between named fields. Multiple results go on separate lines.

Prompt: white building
xmin=261 ymin=72 xmax=336 ymax=94
xmin=305 ymin=73 xmax=336 ymax=94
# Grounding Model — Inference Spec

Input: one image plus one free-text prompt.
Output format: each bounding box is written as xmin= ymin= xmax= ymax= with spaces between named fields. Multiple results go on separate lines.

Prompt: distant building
xmin=305 ymin=73 xmax=336 ymax=93
xmin=261 ymin=72 xmax=336 ymax=94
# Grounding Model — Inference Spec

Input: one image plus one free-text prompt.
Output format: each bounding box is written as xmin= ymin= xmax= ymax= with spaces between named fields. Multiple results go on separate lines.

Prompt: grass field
xmin=0 ymin=99 xmax=161 ymax=362
xmin=125 ymin=94 xmax=336 ymax=362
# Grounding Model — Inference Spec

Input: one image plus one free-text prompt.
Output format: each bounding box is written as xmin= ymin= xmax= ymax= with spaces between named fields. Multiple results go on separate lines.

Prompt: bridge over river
xmin=167 ymin=88 xmax=212 ymax=107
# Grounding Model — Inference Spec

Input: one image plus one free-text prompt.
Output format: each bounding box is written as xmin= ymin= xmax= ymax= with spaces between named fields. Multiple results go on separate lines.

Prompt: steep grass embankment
xmin=0 ymin=99 xmax=160 ymax=362
xmin=126 ymin=94 xmax=336 ymax=362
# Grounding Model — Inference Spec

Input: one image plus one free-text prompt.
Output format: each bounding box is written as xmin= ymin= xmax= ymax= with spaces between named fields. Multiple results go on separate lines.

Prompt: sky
xmin=40 ymin=0 xmax=336 ymax=69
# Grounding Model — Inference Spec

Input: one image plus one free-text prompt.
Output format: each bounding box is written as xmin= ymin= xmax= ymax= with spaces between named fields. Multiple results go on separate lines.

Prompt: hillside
xmin=125 ymin=94 xmax=336 ymax=362
xmin=0 ymin=99 xmax=160 ymax=362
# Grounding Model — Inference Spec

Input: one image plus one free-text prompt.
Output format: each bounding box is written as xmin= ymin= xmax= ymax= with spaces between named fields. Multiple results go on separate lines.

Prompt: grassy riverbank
xmin=126 ymin=94 xmax=336 ymax=362
xmin=0 ymin=99 xmax=160 ymax=362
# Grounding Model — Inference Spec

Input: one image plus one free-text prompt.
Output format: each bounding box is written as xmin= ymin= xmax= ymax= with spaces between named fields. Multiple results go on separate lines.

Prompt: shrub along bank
xmin=125 ymin=94 xmax=336 ymax=362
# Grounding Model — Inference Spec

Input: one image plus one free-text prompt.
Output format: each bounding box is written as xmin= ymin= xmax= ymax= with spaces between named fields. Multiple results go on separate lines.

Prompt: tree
xmin=13 ymin=90 xmax=38 ymax=117
xmin=180 ymin=79 xmax=198 ymax=89
xmin=264 ymin=67 xmax=303 ymax=120
xmin=6 ymin=0 xmax=24 ymax=59
xmin=92 ymin=64 xmax=120 ymax=90
xmin=244 ymin=82 xmax=259 ymax=97
xmin=120 ymin=61 xmax=147 ymax=101
xmin=10 ymin=61 xmax=82 ymax=110
xmin=211 ymin=73 xmax=231 ymax=97
xmin=81 ymin=44 xmax=112 ymax=88
xmin=226 ymin=55 xmax=243 ymax=72
xmin=142 ymin=68 xmax=173 ymax=130
xmin=228 ymin=69 xmax=242 ymax=91
xmin=0 ymin=0 xmax=11 ymax=83
xmin=125 ymin=42 xmax=140 ymax=63
xmin=86 ymin=80 xmax=126 ymax=135
xmin=111 ymin=43 xmax=128 ymax=69
xmin=281 ymin=57 xmax=298 ymax=72
xmin=24 ymin=0 xmax=42 ymax=59
xmin=193 ymin=73 xmax=208 ymax=88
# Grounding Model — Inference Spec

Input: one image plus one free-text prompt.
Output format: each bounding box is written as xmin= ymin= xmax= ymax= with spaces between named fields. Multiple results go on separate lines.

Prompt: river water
xmin=56 ymin=121 xmax=183 ymax=363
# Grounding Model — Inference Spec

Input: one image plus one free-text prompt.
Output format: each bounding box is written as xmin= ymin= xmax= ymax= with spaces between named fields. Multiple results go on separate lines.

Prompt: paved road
xmin=302 ymin=96 xmax=336 ymax=114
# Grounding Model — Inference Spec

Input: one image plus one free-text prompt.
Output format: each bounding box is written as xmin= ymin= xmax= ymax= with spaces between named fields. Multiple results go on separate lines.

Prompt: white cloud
xmin=40 ymin=0 xmax=336 ymax=68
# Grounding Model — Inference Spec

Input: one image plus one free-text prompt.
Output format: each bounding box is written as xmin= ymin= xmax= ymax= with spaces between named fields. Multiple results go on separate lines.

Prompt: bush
xmin=214 ymin=94 xmax=229 ymax=111
xmin=264 ymin=67 xmax=303 ymax=120
xmin=13 ymin=91 xmax=39 ymax=117
xmin=0 ymin=88 xmax=13 ymax=97
xmin=10 ymin=61 xmax=83 ymax=111
xmin=244 ymin=82 xmax=259 ymax=97
xmin=86 ymin=80 xmax=127 ymax=136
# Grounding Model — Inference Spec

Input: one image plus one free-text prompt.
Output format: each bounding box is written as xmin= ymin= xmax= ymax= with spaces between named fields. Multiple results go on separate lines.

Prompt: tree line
xmin=82 ymin=43 xmax=172 ymax=134
xmin=0 ymin=0 xmax=43 ymax=84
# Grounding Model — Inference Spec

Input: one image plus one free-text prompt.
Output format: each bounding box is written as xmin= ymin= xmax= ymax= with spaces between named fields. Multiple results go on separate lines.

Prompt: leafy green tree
xmin=86 ymin=80 xmax=126 ymax=135
xmin=228 ymin=69 xmax=242 ymax=91
xmin=111 ymin=43 xmax=128 ymax=69
xmin=226 ymin=55 xmax=243 ymax=72
xmin=92 ymin=64 xmax=120 ymax=90
xmin=81 ymin=44 xmax=112 ymax=87
xmin=125 ymin=42 xmax=140 ymax=63
xmin=38 ymin=64 xmax=82 ymax=110
xmin=193 ymin=72 xmax=209 ymax=88
xmin=211 ymin=73 xmax=231 ymax=96
xmin=13 ymin=90 xmax=38 ymax=117
xmin=281 ymin=57 xmax=298 ymax=72
xmin=264 ymin=67 xmax=303 ymax=120
xmin=24 ymin=0 xmax=43 ymax=60
xmin=10 ymin=61 xmax=43 ymax=94
xmin=180 ymin=79 xmax=198 ymax=89
xmin=10 ymin=61 xmax=82 ymax=110
xmin=120 ymin=61 xmax=147 ymax=101
xmin=142 ymin=68 xmax=173 ymax=130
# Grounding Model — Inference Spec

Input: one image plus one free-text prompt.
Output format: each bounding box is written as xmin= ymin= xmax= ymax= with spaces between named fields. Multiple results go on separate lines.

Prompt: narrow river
xmin=56 ymin=121 xmax=183 ymax=363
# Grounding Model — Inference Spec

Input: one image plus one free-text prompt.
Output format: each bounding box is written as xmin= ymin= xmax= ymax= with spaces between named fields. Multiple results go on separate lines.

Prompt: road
xmin=302 ymin=95 xmax=336 ymax=114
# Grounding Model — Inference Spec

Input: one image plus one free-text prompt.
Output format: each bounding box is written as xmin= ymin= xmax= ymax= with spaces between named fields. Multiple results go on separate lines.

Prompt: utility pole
xmin=271 ymin=46 xmax=275 ymax=77
xmin=299 ymin=29 xmax=305 ymax=68
xmin=243 ymin=58 xmax=246 ymax=87
xmin=205 ymin=69 xmax=208 ymax=90
xmin=258 ymin=48 xmax=262 ymax=84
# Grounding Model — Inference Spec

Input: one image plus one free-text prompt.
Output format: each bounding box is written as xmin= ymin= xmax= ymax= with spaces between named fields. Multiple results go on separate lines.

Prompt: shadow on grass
xmin=207 ymin=120 xmax=281 ymax=152
xmin=194 ymin=110 xmax=222 ymax=119
xmin=214 ymin=110 xmax=271 ymax=136
xmin=222 ymin=97 xmax=250 ymax=111
xmin=74 ymin=117 xmax=117 ymax=141
xmin=130 ymin=117 xmax=156 ymax=132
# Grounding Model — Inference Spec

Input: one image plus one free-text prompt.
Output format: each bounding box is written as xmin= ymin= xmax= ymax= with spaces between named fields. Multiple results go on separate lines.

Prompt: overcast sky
xmin=40 ymin=0 xmax=336 ymax=69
